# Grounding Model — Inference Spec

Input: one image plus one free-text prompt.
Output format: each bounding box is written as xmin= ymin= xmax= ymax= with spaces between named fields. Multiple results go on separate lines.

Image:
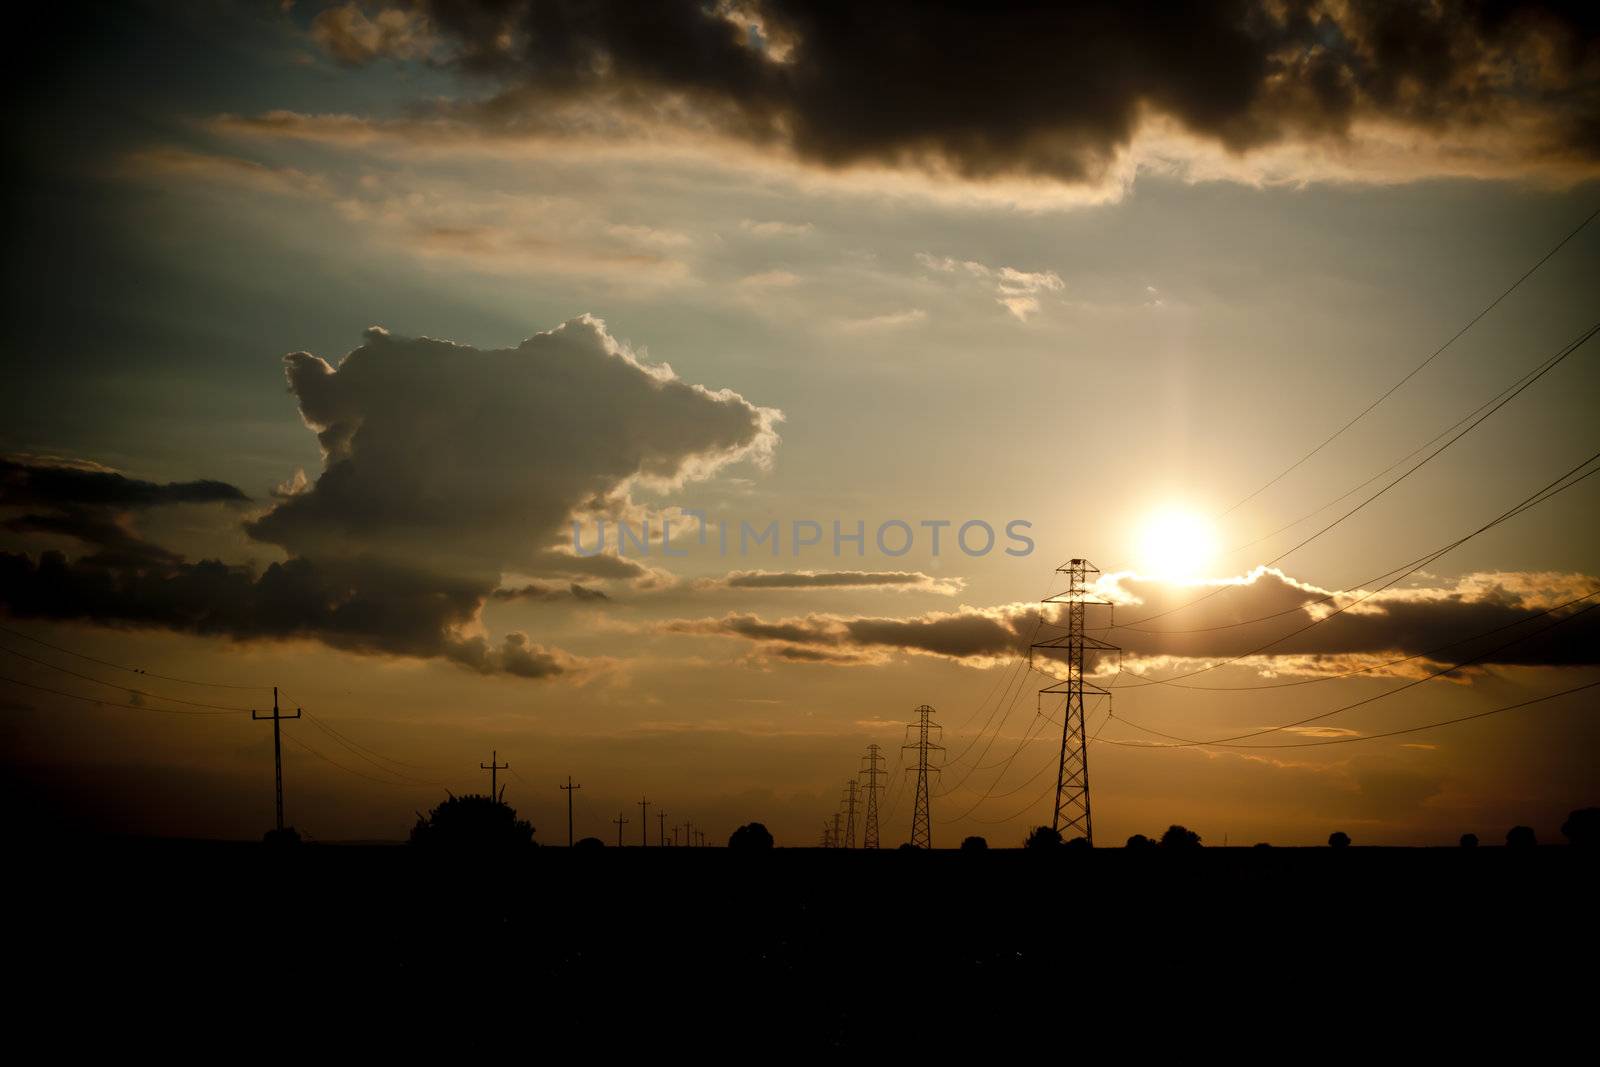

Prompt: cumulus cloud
xmin=307 ymin=1 xmax=1600 ymax=191
xmin=0 ymin=318 xmax=780 ymax=680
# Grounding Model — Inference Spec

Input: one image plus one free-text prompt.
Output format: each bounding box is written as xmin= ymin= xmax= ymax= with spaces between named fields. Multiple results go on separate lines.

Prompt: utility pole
xmin=560 ymin=776 xmax=581 ymax=847
xmin=252 ymin=686 xmax=301 ymax=833
xmin=683 ymin=820 xmax=693 ymax=847
xmin=860 ymin=744 xmax=885 ymax=848
xmin=1030 ymin=559 xmax=1118 ymax=845
xmin=672 ymin=826 xmax=679 ymax=847
xmin=638 ymin=797 xmax=650 ymax=847
xmin=480 ymin=750 xmax=508 ymax=800
xmin=831 ymin=811 xmax=843 ymax=852
xmin=657 ymin=808 xmax=667 ymax=847
xmin=903 ymin=704 xmax=943 ymax=849
xmin=614 ymin=813 xmax=629 ymax=848
xmin=841 ymin=780 xmax=859 ymax=849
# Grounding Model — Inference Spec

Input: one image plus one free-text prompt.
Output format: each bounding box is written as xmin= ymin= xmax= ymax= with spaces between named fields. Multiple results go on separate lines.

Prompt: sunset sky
xmin=2 ymin=1 xmax=1597 ymax=846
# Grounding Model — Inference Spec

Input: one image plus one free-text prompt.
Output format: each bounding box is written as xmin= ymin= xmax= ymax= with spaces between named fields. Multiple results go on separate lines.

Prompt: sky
xmin=2 ymin=0 xmax=1598 ymax=847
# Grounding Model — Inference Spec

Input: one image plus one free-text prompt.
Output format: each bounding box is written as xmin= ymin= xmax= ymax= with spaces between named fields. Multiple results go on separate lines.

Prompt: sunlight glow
xmin=1136 ymin=508 xmax=1218 ymax=581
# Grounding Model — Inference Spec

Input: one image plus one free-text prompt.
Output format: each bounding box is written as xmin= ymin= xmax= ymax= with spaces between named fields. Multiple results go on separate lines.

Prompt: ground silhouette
xmin=1561 ymin=807 xmax=1599 ymax=846
xmin=409 ymin=793 xmax=535 ymax=849
xmin=1161 ymin=825 xmax=1202 ymax=849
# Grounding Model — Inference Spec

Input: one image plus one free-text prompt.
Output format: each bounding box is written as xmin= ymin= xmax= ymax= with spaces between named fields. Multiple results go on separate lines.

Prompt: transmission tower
xmin=859 ymin=744 xmax=885 ymax=848
xmin=902 ymin=704 xmax=943 ymax=849
xmin=831 ymin=811 xmax=843 ymax=850
xmin=841 ymin=780 xmax=859 ymax=849
xmin=1029 ymin=558 xmax=1118 ymax=845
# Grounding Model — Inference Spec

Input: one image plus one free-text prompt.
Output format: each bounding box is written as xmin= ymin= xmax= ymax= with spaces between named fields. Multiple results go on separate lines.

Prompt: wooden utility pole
xmin=252 ymin=686 xmax=301 ymax=833
xmin=560 ymin=776 xmax=581 ymax=847
xmin=657 ymin=808 xmax=667 ymax=847
xmin=613 ymin=813 xmax=629 ymax=848
xmin=637 ymin=797 xmax=650 ymax=847
xmin=480 ymin=750 xmax=508 ymax=799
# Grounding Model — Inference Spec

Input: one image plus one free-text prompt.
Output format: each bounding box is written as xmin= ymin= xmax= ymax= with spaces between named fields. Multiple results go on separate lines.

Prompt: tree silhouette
xmin=1160 ymin=825 xmax=1202 ymax=849
xmin=1024 ymin=825 xmax=1063 ymax=849
xmin=728 ymin=822 xmax=774 ymax=849
xmin=1505 ymin=825 xmax=1537 ymax=848
xmin=960 ymin=835 xmax=988 ymax=851
xmin=1561 ymin=807 xmax=1599 ymax=847
xmin=409 ymin=793 xmax=535 ymax=849
xmin=1125 ymin=833 xmax=1156 ymax=849
xmin=1459 ymin=833 xmax=1479 ymax=848
xmin=1328 ymin=831 xmax=1351 ymax=848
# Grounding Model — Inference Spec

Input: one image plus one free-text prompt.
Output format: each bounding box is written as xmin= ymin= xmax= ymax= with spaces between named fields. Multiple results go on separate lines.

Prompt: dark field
xmin=10 ymin=839 xmax=1595 ymax=1051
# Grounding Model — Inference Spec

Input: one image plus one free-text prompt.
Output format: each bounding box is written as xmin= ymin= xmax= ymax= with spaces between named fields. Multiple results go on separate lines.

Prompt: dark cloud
xmin=656 ymin=568 xmax=1600 ymax=672
xmin=393 ymin=0 xmax=1600 ymax=183
xmin=0 ymin=317 xmax=776 ymax=680
xmin=491 ymin=581 xmax=610 ymax=601
xmin=1 ymin=454 xmax=247 ymax=511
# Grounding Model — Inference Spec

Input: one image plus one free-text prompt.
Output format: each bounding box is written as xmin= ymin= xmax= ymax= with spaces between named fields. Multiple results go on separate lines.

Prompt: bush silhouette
xmin=574 ymin=836 xmax=604 ymax=850
xmin=728 ymin=822 xmax=774 ymax=850
xmin=1505 ymin=825 xmax=1537 ymax=848
xmin=1561 ymin=807 xmax=1599 ymax=846
xmin=1459 ymin=833 xmax=1479 ymax=848
xmin=1125 ymin=834 xmax=1156 ymax=849
xmin=960 ymin=835 xmax=988 ymax=851
xmin=897 ymin=842 xmax=917 ymax=850
xmin=1328 ymin=831 xmax=1351 ymax=848
xmin=1064 ymin=835 xmax=1091 ymax=850
xmin=1160 ymin=825 xmax=1202 ymax=849
xmin=262 ymin=827 xmax=301 ymax=847
xmin=409 ymin=793 xmax=535 ymax=849
xmin=1024 ymin=826 xmax=1063 ymax=849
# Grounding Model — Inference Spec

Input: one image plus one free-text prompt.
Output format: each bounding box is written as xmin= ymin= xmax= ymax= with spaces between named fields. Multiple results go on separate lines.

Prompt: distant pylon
xmin=1030 ymin=558 xmax=1118 ymax=845
xmin=903 ymin=704 xmax=943 ymax=849
xmin=657 ymin=808 xmax=667 ymax=847
xmin=859 ymin=744 xmax=885 ymax=848
xmin=613 ymin=813 xmax=629 ymax=848
xmin=831 ymin=811 xmax=843 ymax=851
xmin=841 ymin=780 xmax=859 ymax=849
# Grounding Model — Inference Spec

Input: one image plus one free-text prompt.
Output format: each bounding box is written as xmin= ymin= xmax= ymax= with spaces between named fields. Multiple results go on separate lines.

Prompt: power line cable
xmin=1219 ymin=204 xmax=1600 ymax=518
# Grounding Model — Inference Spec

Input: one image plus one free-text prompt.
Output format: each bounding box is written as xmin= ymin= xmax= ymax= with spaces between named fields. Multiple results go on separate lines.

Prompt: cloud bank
xmin=302 ymin=1 xmax=1600 ymax=190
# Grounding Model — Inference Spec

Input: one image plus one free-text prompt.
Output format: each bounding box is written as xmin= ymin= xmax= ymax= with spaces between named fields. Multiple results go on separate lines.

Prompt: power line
xmin=1105 ymin=445 xmax=1600 ymax=688
xmin=0 ymin=621 xmax=272 ymax=690
xmin=0 ymin=642 xmax=255 ymax=711
xmin=1113 ymin=319 xmax=1600 ymax=631
xmin=1219 ymin=203 xmax=1600 ymax=518
xmin=1109 ymin=678 xmax=1600 ymax=751
xmin=0 ymin=672 xmax=240 ymax=715
xmin=1109 ymin=598 xmax=1599 ymax=749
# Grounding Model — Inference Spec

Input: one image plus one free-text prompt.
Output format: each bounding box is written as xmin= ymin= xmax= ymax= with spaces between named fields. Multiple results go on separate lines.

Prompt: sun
xmin=1136 ymin=507 xmax=1218 ymax=581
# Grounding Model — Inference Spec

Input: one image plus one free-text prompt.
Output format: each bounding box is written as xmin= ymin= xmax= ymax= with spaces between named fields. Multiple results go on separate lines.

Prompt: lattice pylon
xmin=1030 ymin=559 xmax=1118 ymax=845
